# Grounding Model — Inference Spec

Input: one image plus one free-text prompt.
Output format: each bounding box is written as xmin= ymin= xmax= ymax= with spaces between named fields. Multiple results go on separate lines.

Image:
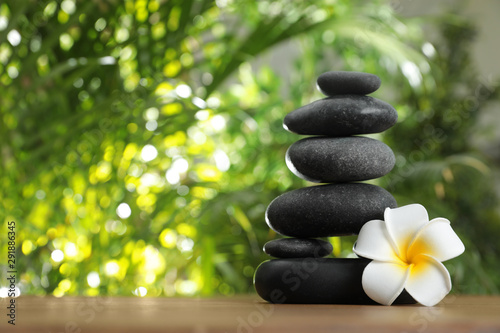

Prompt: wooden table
xmin=1 ymin=295 xmax=499 ymax=332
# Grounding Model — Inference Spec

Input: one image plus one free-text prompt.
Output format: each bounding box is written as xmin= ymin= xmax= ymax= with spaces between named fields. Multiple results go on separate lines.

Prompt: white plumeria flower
xmin=353 ymin=204 xmax=465 ymax=306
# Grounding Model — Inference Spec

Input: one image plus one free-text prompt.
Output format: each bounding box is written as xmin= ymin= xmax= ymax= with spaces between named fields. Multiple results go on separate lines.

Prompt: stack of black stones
xmin=254 ymin=71 xmax=415 ymax=304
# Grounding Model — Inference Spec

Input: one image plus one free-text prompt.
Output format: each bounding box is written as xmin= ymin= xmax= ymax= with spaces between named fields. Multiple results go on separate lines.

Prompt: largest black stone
xmin=283 ymin=95 xmax=397 ymax=136
xmin=266 ymin=183 xmax=397 ymax=237
xmin=254 ymin=258 xmax=416 ymax=304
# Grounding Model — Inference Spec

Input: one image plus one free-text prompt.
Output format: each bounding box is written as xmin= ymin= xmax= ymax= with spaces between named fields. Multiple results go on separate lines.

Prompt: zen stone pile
xmin=254 ymin=71 xmax=415 ymax=304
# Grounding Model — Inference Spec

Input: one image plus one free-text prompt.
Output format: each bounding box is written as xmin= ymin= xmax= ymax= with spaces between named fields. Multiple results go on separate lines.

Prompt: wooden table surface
xmin=1 ymin=295 xmax=499 ymax=333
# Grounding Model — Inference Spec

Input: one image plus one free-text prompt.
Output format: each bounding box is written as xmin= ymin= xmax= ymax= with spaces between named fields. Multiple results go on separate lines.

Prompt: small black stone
xmin=317 ymin=71 xmax=381 ymax=96
xmin=286 ymin=136 xmax=395 ymax=183
xmin=266 ymin=183 xmax=397 ymax=237
xmin=254 ymin=258 xmax=416 ymax=304
xmin=283 ymin=95 xmax=397 ymax=136
xmin=263 ymin=238 xmax=333 ymax=258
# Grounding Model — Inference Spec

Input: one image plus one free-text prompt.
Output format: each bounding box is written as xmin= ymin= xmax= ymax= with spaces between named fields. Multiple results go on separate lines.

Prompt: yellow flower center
xmin=396 ymin=237 xmax=430 ymax=276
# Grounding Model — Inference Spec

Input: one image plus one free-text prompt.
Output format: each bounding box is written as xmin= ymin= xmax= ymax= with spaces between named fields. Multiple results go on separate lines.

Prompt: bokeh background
xmin=1 ymin=0 xmax=499 ymax=298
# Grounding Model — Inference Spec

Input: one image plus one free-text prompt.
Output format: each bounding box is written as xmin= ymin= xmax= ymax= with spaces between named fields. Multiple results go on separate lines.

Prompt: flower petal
xmin=406 ymin=254 xmax=452 ymax=306
xmin=353 ymin=220 xmax=400 ymax=263
xmin=361 ymin=261 xmax=410 ymax=305
xmin=384 ymin=204 xmax=429 ymax=257
xmin=409 ymin=217 xmax=465 ymax=262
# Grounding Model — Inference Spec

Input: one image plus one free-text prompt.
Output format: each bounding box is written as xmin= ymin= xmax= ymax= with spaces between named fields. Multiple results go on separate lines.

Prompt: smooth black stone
xmin=266 ymin=183 xmax=397 ymax=237
xmin=254 ymin=258 xmax=416 ymax=304
xmin=264 ymin=238 xmax=333 ymax=258
xmin=286 ymin=136 xmax=395 ymax=183
xmin=283 ymin=95 xmax=397 ymax=136
xmin=317 ymin=71 xmax=381 ymax=96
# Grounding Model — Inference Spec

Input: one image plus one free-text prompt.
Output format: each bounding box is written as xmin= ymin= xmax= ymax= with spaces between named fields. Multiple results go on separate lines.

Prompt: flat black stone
xmin=283 ymin=95 xmax=397 ymax=136
xmin=264 ymin=238 xmax=333 ymax=258
xmin=254 ymin=258 xmax=416 ymax=304
xmin=266 ymin=183 xmax=397 ymax=237
xmin=317 ymin=71 xmax=381 ymax=96
xmin=286 ymin=136 xmax=395 ymax=183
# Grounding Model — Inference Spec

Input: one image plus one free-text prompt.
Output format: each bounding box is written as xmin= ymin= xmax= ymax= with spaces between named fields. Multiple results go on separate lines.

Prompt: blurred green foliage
xmin=0 ymin=0 xmax=498 ymax=297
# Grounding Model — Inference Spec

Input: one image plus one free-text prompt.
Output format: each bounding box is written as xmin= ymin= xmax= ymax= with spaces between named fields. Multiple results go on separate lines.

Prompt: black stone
xmin=266 ymin=183 xmax=397 ymax=237
xmin=283 ymin=95 xmax=397 ymax=136
xmin=264 ymin=238 xmax=333 ymax=258
xmin=317 ymin=71 xmax=381 ymax=96
xmin=286 ymin=136 xmax=395 ymax=183
xmin=254 ymin=258 xmax=416 ymax=304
